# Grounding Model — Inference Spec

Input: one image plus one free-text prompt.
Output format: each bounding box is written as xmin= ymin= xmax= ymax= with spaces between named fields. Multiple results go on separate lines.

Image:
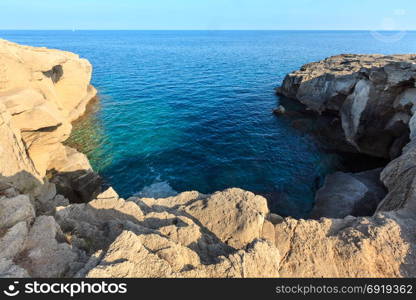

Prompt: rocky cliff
xmin=278 ymin=54 xmax=416 ymax=159
xmin=276 ymin=54 xmax=416 ymax=277
xmin=1 ymin=42 xmax=415 ymax=278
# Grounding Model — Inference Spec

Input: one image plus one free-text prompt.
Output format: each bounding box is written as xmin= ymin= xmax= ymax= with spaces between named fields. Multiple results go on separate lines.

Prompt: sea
xmin=2 ymin=30 xmax=415 ymax=217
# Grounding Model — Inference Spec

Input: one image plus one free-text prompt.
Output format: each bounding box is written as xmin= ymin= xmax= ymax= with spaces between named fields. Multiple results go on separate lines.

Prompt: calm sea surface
xmin=2 ymin=30 xmax=415 ymax=217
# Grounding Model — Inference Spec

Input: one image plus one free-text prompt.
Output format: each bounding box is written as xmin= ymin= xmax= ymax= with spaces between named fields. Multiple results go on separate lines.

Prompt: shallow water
xmin=2 ymin=30 xmax=416 ymax=217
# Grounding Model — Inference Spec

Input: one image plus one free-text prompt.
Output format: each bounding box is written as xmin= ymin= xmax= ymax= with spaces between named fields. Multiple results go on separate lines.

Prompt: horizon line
xmin=1 ymin=29 xmax=415 ymax=32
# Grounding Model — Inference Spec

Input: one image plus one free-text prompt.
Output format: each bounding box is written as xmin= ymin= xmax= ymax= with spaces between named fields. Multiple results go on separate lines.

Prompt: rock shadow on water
xmin=64 ymin=95 xmax=113 ymax=173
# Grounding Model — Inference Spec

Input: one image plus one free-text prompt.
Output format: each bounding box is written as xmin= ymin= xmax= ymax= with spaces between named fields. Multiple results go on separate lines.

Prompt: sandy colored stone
xmin=0 ymin=39 xmax=96 ymax=177
xmin=183 ymin=188 xmax=269 ymax=249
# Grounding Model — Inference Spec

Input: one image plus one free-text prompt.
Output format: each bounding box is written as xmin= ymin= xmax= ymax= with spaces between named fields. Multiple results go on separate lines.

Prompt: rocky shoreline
xmin=1 ymin=41 xmax=415 ymax=278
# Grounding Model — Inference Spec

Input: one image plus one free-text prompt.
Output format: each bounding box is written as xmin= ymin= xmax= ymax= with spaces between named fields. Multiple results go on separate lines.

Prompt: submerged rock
xmin=273 ymin=105 xmax=286 ymax=115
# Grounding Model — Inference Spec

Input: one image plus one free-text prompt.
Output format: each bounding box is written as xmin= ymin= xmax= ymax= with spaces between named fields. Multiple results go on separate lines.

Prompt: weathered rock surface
xmin=54 ymin=188 xmax=279 ymax=278
xmin=275 ymin=212 xmax=416 ymax=277
xmin=274 ymin=54 xmax=416 ymax=277
xmin=0 ymin=195 xmax=35 ymax=228
xmin=278 ymin=54 xmax=416 ymax=159
xmin=0 ymin=39 xmax=97 ymax=183
xmin=19 ymin=215 xmax=85 ymax=278
xmin=312 ymin=168 xmax=386 ymax=219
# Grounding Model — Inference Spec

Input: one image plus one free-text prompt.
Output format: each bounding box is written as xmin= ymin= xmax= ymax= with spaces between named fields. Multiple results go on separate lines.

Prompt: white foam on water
xmin=135 ymin=180 xmax=178 ymax=199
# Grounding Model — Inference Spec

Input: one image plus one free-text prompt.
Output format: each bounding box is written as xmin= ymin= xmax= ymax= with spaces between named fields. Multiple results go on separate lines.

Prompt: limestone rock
xmin=0 ymin=195 xmax=35 ymax=228
xmin=86 ymin=231 xmax=280 ymax=278
xmin=278 ymin=54 xmax=416 ymax=158
xmin=0 ymin=259 xmax=30 ymax=278
xmin=0 ymin=103 xmax=41 ymax=192
xmin=0 ymin=88 xmax=45 ymax=115
xmin=55 ymin=188 xmax=279 ymax=278
xmin=275 ymin=212 xmax=416 ymax=277
xmin=50 ymin=146 xmax=102 ymax=203
xmin=0 ymin=39 xmax=97 ymax=178
xmin=275 ymin=54 xmax=416 ymax=278
xmin=183 ymin=188 xmax=269 ymax=249
xmin=0 ymin=222 xmax=28 ymax=260
xmin=312 ymin=169 xmax=386 ymax=219
xmin=20 ymin=216 xmax=80 ymax=278
xmin=377 ymin=139 xmax=416 ymax=214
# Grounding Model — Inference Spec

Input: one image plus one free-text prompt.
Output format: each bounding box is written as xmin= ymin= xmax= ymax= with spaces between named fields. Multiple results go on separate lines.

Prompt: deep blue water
xmin=1 ymin=31 xmax=416 ymax=217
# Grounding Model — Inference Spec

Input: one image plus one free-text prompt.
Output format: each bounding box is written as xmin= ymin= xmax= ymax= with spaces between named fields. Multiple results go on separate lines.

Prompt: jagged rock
xmin=86 ymin=231 xmax=280 ymax=278
xmin=53 ymin=194 xmax=70 ymax=207
xmin=55 ymin=188 xmax=279 ymax=278
xmin=278 ymin=54 xmax=416 ymax=158
xmin=0 ymin=259 xmax=30 ymax=278
xmin=377 ymin=139 xmax=416 ymax=214
xmin=0 ymin=103 xmax=41 ymax=193
xmin=0 ymin=182 xmax=19 ymax=198
xmin=35 ymin=181 xmax=57 ymax=214
xmin=0 ymin=222 xmax=28 ymax=260
xmin=50 ymin=147 xmax=102 ymax=203
xmin=0 ymin=195 xmax=35 ymax=228
xmin=275 ymin=212 xmax=416 ymax=277
xmin=312 ymin=169 xmax=386 ymax=218
xmin=0 ymin=38 xmax=96 ymax=178
xmin=182 ymin=189 xmax=269 ymax=249
xmin=74 ymin=250 xmax=104 ymax=278
xmin=19 ymin=216 xmax=80 ymax=278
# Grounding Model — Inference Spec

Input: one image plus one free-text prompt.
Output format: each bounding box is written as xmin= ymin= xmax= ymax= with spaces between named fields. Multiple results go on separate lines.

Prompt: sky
xmin=0 ymin=0 xmax=415 ymax=30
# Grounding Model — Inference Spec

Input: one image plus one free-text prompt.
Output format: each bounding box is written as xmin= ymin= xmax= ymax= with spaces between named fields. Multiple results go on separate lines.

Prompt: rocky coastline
xmin=1 ymin=40 xmax=415 ymax=278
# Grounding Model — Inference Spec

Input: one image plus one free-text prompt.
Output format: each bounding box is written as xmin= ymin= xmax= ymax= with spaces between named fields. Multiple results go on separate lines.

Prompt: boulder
xmin=0 ymin=195 xmax=35 ymax=228
xmin=50 ymin=146 xmax=102 ymax=203
xmin=273 ymin=105 xmax=286 ymax=115
xmin=278 ymin=54 xmax=416 ymax=158
xmin=86 ymin=231 xmax=280 ymax=278
xmin=274 ymin=213 xmax=416 ymax=277
xmin=312 ymin=169 xmax=386 ymax=219
xmin=183 ymin=188 xmax=269 ymax=249
xmin=0 ymin=259 xmax=30 ymax=278
xmin=0 ymin=222 xmax=28 ymax=260
xmin=19 ymin=216 xmax=80 ymax=278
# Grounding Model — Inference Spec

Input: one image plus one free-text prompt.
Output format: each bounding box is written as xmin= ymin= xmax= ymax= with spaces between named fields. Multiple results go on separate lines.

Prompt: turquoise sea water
xmin=1 ymin=31 xmax=416 ymax=217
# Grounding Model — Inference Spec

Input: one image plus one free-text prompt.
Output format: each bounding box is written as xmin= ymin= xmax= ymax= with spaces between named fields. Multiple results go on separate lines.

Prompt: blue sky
xmin=0 ymin=0 xmax=415 ymax=30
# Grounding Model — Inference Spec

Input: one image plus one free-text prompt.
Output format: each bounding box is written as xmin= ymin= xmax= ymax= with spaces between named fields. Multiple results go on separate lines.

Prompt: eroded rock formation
xmin=277 ymin=54 xmax=416 ymax=159
xmin=0 ymin=39 xmax=101 ymax=202
xmin=276 ymin=54 xmax=416 ymax=277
